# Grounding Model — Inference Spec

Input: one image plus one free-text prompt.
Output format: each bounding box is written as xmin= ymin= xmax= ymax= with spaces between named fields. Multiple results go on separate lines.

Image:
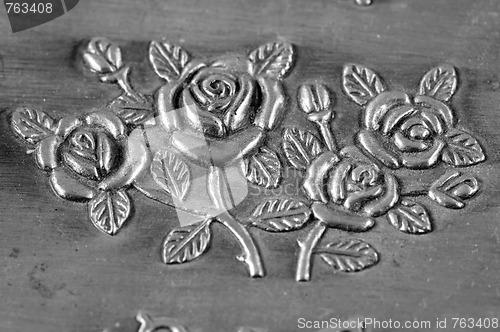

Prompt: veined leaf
xmin=343 ymin=63 xmax=386 ymax=106
xmin=243 ymin=147 xmax=282 ymax=189
xmin=151 ymin=150 xmax=191 ymax=201
xmin=282 ymin=127 xmax=324 ymax=171
xmin=442 ymin=128 xmax=485 ymax=166
xmin=316 ymin=239 xmax=379 ymax=272
xmin=249 ymin=198 xmax=311 ymax=232
xmin=419 ymin=64 xmax=457 ymax=102
xmin=11 ymin=107 xmax=56 ymax=145
xmin=109 ymin=93 xmax=154 ymax=126
xmin=248 ymin=41 xmax=294 ymax=80
xmin=88 ymin=189 xmax=131 ymax=236
xmin=387 ymin=199 xmax=432 ymax=234
xmin=162 ymin=218 xmax=212 ymax=264
xmin=149 ymin=40 xmax=190 ymax=82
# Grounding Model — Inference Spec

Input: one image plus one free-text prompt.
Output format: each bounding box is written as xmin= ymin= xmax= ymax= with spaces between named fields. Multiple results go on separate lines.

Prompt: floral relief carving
xmin=11 ymin=37 xmax=295 ymax=278
xmin=285 ymin=64 xmax=485 ymax=281
xmin=9 ymin=37 xmax=486 ymax=282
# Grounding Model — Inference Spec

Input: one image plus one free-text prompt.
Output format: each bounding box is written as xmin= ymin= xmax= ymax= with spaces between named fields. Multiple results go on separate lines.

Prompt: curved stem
xmin=101 ymin=65 xmax=142 ymax=101
xmin=296 ymin=219 xmax=327 ymax=282
xmin=216 ymin=211 xmax=264 ymax=278
xmin=401 ymin=185 xmax=429 ymax=197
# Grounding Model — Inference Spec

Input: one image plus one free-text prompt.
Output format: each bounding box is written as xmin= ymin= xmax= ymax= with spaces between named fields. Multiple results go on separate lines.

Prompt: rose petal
xmin=381 ymin=105 xmax=416 ymax=135
xmin=50 ymin=168 xmax=96 ymax=201
xmin=421 ymin=111 xmax=444 ymax=135
xmin=311 ymin=202 xmax=375 ymax=232
xmin=401 ymin=138 xmax=445 ymax=168
xmin=55 ymin=115 xmax=82 ymax=138
xmin=302 ymin=151 xmax=340 ymax=203
xmin=364 ymin=91 xmax=410 ymax=130
xmin=224 ymin=74 xmax=255 ymax=133
xmin=35 ymin=136 xmax=60 ymax=171
xmin=99 ymin=127 xmax=151 ymax=191
xmin=414 ymin=95 xmax=455 ymax=128
xmin=327 ymin=161 xmax=352 ymax=204
xmin=182 ymin=88 xmax=226 ymax=137
xmin=171 ymin=126 xmax=265 ymax=167
xmin=400 ymin=116 xmax=428 ymax=131
xmin=393 ymin=131 xmax=429 ymax=152
xmin=363 ymin=173 xmax=399 ymax=217
xmin=85 ymin=111 xmax=126 ymax=138
xmin=357 ymin=130 xmax=401 ymax=168
xmin=179 ymin=60 xmax=207 ymax=81
xmin=63 ymin=151 xmax=100 ymax=181
xmin=253 ymin=77 xmax=286 ymax=131
xmin=343 ymin=185 xmax=383 ymax=212
xmin=156 ymin=82 xmax=184 ymax=133
xmin=96 ymin=132 xmax=115 ymax=174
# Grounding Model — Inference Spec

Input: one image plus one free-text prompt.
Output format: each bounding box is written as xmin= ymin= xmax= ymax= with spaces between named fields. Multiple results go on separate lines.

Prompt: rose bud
xmin=297 ymin=83 xmax=331 ymax=114
xmin=83 ymin=37 xmax=123 ymax=75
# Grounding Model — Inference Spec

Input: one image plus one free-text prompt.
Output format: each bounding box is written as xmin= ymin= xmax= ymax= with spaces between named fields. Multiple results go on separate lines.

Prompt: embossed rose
xmin=302 ymin=147 xmax=399 ymax=217
xmin=155 ymin=55 xmax=286 ymax=167
xmin=34 ymin=111 xmax=149 ymax=201
xmin=356 ymin=91 xmax=455 ymax=169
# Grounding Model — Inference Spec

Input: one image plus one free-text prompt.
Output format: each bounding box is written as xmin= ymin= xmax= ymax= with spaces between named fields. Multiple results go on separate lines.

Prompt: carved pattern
xmin=10 ymin=38 xmax=486 ymax=282
xmin=11 ymin=37 xmax=297 ymax=279
xmin=287 ymin=64 xmax=486 ymax=281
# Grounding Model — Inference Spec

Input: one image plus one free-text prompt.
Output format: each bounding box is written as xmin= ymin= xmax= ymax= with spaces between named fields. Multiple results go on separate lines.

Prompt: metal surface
xmin=1 ymin=0 xmax=500 ymax=331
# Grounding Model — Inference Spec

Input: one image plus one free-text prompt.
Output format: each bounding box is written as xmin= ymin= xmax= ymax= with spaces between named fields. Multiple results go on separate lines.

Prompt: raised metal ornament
xmin=10 ymin=38 xmax=486 ymax=282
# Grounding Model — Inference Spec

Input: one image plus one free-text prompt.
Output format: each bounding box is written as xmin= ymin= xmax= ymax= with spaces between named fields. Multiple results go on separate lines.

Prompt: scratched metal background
xmin=1 ymin=1 xmax=500 ymax=331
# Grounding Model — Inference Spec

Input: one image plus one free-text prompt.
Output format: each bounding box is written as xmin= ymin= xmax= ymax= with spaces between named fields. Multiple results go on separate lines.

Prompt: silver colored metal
xmin=133 ymin=311 xmax=371 ymax=332
xmin=8 ymin=41 xmax=488 ymax=284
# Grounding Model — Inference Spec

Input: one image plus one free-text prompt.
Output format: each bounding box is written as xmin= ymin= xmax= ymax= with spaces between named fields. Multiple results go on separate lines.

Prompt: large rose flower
xmin=34 ymin=111 xmax=149 ymax=201
xmin=302 ymin=147 xmax=399 ymax=217
xmin=357 ymin=91 xmax=455 ymax=169
xmin=155 ymin=55 xmax=286 ymax=167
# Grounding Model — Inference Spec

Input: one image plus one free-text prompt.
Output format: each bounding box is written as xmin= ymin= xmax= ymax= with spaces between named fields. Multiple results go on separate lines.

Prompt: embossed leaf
xmin=343 ymin=64 xmax=386 ymax=106
xmin=88 ymin=189 xmax=131 ymax=236
xmin=442 ymin=128 xmax=485 ymax=166
xmin=149 ymin=40 xmax=190 ymax=82
xmin=248 ymin=41 xmax=294 ymax=80
xmin=109 ymin=93 xmax=155 ymax=126
xmin=316 ymin=239 xmax=379 ymax=272
xmin=419 ymin=64 xmax=457 ymax=102
xmin=429 ymin=170 xmax=480 ymax=209
xmin=243 ymin=147 xmax=282 ymax=189
xmin=162 ymin=219 xmax=212 ymax=264
xmin=11 ymin=108 xmax=56 ymax=145
xmin=83 ymin=37 xmax=122 ymax=74
xmin=249 ymin=198 xmax=311 ymax=232
xmin=282 ymin=127 xmax=324 ymax=171
xmin=151 ymin=150 xmax=191 ymax=201
xmin=387 ymin=199 xmax=432 ymax=234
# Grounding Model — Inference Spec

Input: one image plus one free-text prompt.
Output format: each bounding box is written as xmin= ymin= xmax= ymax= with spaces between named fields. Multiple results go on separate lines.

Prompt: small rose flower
xmin=357 ymin=91 xmax=455 ymax=169
xmin=35 ymin=111 xmax=149 ymax=201
xmin=302 ymin=146 xmax=399 ymax=217
xmin=155 ymin=54 xmax=286 ymax=167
